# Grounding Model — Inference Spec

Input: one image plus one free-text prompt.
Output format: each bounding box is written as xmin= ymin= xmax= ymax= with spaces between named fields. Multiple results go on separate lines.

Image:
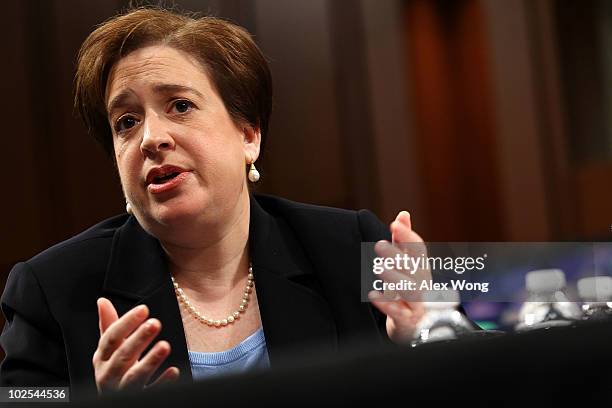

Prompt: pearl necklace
xmin=171 ymin=263 xmax=254 ymax=327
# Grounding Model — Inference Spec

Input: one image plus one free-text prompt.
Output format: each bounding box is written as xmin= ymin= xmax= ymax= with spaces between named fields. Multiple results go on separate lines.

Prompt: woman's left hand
xmin=368 ymin=211 xmax=430 ymax=345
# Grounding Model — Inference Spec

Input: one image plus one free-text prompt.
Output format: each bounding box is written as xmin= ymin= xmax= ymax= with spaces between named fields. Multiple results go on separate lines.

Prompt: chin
xmin=152 ymin=202 xmax=206 ymax=227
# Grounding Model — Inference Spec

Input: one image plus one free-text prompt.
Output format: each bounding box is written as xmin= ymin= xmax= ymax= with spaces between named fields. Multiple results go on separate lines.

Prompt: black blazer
xmin=0 ymin=194 xmax=391 ymax=399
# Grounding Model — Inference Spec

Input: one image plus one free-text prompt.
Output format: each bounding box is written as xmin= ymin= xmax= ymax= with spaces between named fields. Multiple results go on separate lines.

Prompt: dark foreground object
xmin=76 ymin=320 xmax=612 ymax=407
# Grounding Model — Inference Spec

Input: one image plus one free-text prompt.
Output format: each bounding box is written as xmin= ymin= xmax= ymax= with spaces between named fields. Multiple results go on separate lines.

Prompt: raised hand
xmin=368 ymin=211 xmax=430 ymax=344
xmin=93 ymin=298 xmax=180 ymax=393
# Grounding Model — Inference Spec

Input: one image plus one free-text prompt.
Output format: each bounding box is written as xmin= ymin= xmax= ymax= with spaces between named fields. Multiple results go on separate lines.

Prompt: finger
xmin=379 ymin=268 xmax=423 ymax=303
xmin=98 ymin=304 xmax=149 ymax=361
xmin=370 ymin=294 xmax=412 ymax=319
xmin=391 ymin=211 xmax=412 ymax=243
xmin=397 ymin=210 xmax=411 ymax=228
xmin=374 ymin=240 xmax=399 ymax=258
xmin=375 ymin=238 xmax=424 ymax=256
xmin=149 ymin=367 xmax=180 ymax=387
xmin=394 ymin=211 xmax=412 ymax=236
xmin=106 ymin=318 xmax=162 ymax=379
xmin=373 ymin=240 xmax=432 ymax=294
xmin=370 ymin=292 xmax=423 ymax=326
xmin=391 ymin=221 xmax=417 ymax=244
xmin=391 ymin=221 xmax=424 ymax=250
xmin=118 ymin=341 xmax=172 ymax=390
xmin=98 ymin=298 xmax=119 ymax=336
xmin=375 ymin=239 xmax=430 ymax=281
xmin=374 ymin=240 xmax=425 ymax=266
xmin=370 ymin=290 xmax=425 ymax=324
xmin=369 ymin=289 xmax=400 ymax=303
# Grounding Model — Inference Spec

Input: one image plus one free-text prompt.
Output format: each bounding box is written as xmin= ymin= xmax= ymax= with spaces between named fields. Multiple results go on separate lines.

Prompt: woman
xmin=0 ymin=7 xmax=424 ymax=399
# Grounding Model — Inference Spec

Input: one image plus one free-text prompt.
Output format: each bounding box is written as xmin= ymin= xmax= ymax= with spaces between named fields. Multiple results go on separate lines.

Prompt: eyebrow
xmin=107 ymin=90 xmax=135 ymax=117
xmin=106 ymin=84 xmax=204 ymax=115
xmin=152 ymin=84 xmax=204 ymax=100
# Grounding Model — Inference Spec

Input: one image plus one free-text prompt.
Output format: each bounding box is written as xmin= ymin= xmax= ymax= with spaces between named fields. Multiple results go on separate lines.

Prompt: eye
xmin=115 ymin=115 xmax=138 ymax=133
xmin=171 ymin=100 xmax=194 ymax=114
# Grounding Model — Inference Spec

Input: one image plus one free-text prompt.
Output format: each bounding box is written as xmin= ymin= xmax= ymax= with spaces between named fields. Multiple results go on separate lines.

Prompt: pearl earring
xmin=248 ymin=162 xmax=260 ymax=183
xmin=126 ymin=202 xmax=133 ymax=215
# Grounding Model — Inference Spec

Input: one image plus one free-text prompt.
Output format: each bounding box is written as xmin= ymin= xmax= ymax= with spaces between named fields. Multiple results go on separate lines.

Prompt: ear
xmin=242 ymin=125 xmax=261 ymax=163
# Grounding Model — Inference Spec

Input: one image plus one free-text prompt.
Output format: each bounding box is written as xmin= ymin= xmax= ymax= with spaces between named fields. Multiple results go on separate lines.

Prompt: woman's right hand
xmin=93 ymin=298 xmax=180 ymax=394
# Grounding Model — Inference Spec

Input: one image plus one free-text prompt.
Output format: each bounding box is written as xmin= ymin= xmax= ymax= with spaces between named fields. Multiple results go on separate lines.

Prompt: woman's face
xmin=105 ymin=45 xmax=260 ymax=235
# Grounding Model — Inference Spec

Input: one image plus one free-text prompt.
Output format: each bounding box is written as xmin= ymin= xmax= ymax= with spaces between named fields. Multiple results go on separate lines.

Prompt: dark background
xmin=2 ymin=0 xmax=612 ymax=341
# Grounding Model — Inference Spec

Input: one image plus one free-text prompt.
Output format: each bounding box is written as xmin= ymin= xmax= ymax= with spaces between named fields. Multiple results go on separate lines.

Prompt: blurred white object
xmin=525 ymin=269 xmax=566 ymax=293
xmin=516 ymin=269 xmax=581 ymax=331
xmin=412 ymin=289 xmax=473 ymax=346
xmin=577 ymin=276 xmax=612 ymax=320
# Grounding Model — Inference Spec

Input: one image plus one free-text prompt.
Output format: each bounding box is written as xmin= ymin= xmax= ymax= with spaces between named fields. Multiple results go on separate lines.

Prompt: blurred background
xmin=2 ymin=0 xmax=612 ymax=334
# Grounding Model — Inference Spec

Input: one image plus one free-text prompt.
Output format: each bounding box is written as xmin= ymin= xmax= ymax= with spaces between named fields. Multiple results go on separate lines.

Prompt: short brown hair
xmin=74 ymin=7 xmax=273 ymax=158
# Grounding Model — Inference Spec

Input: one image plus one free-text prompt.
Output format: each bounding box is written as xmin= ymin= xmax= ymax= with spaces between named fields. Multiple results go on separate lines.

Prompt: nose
xmin=139 ymin=114 xmax=175 ymax=157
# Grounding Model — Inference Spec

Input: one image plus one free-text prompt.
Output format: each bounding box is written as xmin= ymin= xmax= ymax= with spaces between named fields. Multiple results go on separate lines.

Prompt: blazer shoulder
xmin=22 ymin=214 xmax=129 ymax=276
xmin=254 ymin=194 xmax=390 ymax=242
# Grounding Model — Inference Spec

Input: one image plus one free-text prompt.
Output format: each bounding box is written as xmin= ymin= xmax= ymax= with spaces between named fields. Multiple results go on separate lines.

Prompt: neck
xmin=161 ymin=192 xmax=251 ymax=290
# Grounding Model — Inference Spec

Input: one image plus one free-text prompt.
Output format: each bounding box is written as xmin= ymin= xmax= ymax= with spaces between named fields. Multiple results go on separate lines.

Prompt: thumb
xmin=97 ymin=297 xmax=119 ymax=335
xmin=391 ymin=211 xmax=414 ymax=243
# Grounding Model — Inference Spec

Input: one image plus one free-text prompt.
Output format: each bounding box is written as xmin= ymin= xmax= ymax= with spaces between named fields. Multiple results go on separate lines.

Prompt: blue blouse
xmin=188 ymin=327 xmax=270 ymax=381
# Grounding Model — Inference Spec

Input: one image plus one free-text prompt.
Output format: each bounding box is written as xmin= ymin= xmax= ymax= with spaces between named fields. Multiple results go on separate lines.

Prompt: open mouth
xmin=152 ymin=172 xmax=180 ymax=185
xmin=145 ymin=165 xmax=188 ymax=188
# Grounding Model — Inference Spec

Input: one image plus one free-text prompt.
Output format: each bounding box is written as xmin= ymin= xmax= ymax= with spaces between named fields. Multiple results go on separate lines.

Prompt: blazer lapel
xmin=102 ymin=216 xmax=192 ymax=384
xmin=249 ymin=197 xmax=338 ymax=364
